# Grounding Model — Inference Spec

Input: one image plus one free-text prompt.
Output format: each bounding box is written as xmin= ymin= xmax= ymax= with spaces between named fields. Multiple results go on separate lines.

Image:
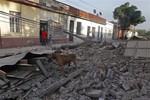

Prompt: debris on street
xmin=0 ymin=41 xmax=150 ymax=100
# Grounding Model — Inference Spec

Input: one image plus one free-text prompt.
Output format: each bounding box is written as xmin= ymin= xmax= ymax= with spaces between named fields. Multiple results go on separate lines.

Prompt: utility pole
xmin=117 ymin=18 xmax=119 ymax=39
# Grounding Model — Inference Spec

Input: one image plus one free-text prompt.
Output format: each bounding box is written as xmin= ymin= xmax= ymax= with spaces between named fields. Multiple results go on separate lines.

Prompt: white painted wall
xmin=104 ymin=21 xmax=114 ymax=42
xmin=0 ymin=0 xmax=21 ymax=37
xmin=67 ymin=16 xmax=114 ymax=42
xmin=67 ymin=16 xmax=106 ymax=41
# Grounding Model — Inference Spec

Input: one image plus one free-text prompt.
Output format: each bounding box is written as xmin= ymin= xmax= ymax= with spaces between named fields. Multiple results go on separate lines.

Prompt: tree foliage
xmin=113 ymin=2 xmax=146 ymax=30
xmin=137 ymin=29 xmax=146 ymax=36
xmin=145 ymin=31 xmax=150 ymax=36
xmin=137 ymin=30 xmax=150 ymax=36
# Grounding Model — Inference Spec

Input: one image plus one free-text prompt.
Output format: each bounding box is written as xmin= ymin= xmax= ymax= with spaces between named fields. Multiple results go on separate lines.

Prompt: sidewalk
xmin=0 ymin=41 xmax=83 ymax=57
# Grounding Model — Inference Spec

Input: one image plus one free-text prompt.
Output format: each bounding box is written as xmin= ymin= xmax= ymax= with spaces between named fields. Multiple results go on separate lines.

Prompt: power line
xmin=79 ymin=0 xmax=111 ymax=16
xmin=64 ymin=0 xmax=101 ymax=16
xmin=65 ymin=0 xmax=88 ymax=10
xmin=62 ymin=0 xmax=112 ymax=17
xmin=79 ymin=0 xmax=101 ymax=11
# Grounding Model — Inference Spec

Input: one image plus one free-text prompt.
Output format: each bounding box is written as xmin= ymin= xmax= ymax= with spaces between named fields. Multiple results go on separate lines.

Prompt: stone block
xmin=124 ymin=49 xmax=134 ymax=57
xmin=106 ymin=68 xmax=112 ymax=78
xmin=122 ymin=89 xmax=139 ymax=100
xmin=68 ymin=97 xmax=76 ymax=100
xmin=109 ymin=89 xmax=116 ymax=98
xmin=141 ymin=86 xmax=147 ymax=95
xmin=36 ymin=82 xmax=41 ymax=88
xmin=126 ymin=41 xmax=137 ymax=48
xmin=59 ymin=87 xmax=66 ymax=93
xmin=137 ymin=41 xmax=148 ymax=48
xmin=86 ymin=90 xmax=102 ymax=98
xmin=132 ymin=97 xmax=150 ymax=100
xmin=98 ymin=97 xmax=105 ymax=100
xmin=75 ymin=83 xmax=91 ymax=90
xmin=122 ymin=83 xmax=130 ymax=91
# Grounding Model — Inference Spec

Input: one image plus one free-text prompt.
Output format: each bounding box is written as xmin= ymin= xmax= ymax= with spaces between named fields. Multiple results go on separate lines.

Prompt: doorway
xmin=40 ymin=20 xmax=48 ymax=44
xmin=92 ymin=27 xmax=95 ymax=38
xmin=76 ymin=22 xmax=81 ymax=35
xmin=87 ymin=26 xmax=90 ymax=37
xmin=98 ymin=26 xmax=100 ymax=40
xmin=100 ymin=27 xmax=103 ymax=41
xmin=69 ymin=20 xmax=74 ymax=41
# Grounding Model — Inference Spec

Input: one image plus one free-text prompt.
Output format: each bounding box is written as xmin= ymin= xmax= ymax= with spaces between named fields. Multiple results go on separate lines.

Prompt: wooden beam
xmin=40 ymin=68 xmax=83 ymax=97
xmin=36 ymin=60 xmax=49 ymax=77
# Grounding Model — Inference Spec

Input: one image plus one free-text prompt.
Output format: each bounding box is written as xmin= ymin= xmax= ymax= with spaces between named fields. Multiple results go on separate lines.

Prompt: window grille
xmin=9 ymin=11 xmax=20 ymax=33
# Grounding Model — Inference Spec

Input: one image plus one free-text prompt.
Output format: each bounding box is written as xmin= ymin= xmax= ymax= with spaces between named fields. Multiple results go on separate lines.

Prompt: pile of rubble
xmin=0 ymin=42 xmax=150 ymax=100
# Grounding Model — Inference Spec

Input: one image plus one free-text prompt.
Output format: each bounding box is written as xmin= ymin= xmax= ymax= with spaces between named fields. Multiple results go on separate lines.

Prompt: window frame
xmin=9 ymin=11 xmax=21 ymax=33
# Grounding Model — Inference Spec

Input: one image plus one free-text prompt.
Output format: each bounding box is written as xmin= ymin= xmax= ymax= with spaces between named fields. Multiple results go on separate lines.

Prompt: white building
xmin=0 ymin=0 xmax=114 ymax=48
xmin=104 ymin=21 xmax=114 ymax=42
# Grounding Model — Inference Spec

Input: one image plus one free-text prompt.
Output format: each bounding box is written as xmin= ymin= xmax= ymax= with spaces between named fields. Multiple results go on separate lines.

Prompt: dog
xmin=51 ymin=53 xmax=77 ymax=75
xmin=46 ymin=50 xmax=62 ymax=61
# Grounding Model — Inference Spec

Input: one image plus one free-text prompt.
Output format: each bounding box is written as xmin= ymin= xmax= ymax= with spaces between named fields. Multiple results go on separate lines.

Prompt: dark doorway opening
xmin=98 ymin=26 xmax=100 ymax=40
xmin=87 ymin=26 xmax=90 ymax=37
xmin=69 ymin=20 xmax=74 ymax=41
xmin=92 ymin=27 xmax=95 ymax=38
xmin=101 ymin=27 xmax=103 ymax=40
xmin=76 ymin=22 xmax=81 ymax=35
xmin=40 ymin=20 xmax=48 ymax=44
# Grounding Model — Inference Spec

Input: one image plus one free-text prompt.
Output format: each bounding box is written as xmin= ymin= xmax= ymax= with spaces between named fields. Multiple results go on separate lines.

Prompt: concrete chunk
xmin=0 ymin=79 xmax=6 ymax=86
xmin=122 ymin=83 xmax=130 ymax=91
xmin=75 ymin=83 xmax=91 ymax=90
xmin=122 ymin=89 xmax=139 ymax=100
xmin=86 ymin=90 xmax=102 ymax=98
xmin=98 ymin=98 xmax=105 ymax=100
xmin=109 ymin=89 xmax=116 ymax=98
xmin=59 ymin=86 xmax=67 ymax=93
xmin=106 ymin=68 xmax=112 ymax=78
xmin=132 ymin=97 xmax=150 ymax=100
xmin=141 ymin=86 xmax=147 ymax=95
xmin=36 ymin=60 xmax=48 ymax=77
xmin=112 ymin=42 xmax=120 ymax=48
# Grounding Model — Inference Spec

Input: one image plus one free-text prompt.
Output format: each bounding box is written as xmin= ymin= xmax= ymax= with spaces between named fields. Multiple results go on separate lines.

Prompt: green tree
xmin=137 ymin=29 xmax=146 ymax=36
xmin=113 ymin=2 xmax=146 ymax=31
xmin=145 ymin=31 xmax=150 ymax=36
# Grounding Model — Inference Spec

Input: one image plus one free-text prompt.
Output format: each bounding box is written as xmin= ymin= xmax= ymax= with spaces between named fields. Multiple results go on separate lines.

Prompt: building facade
xmin=0 ymin=0 xmax=113 ymax=48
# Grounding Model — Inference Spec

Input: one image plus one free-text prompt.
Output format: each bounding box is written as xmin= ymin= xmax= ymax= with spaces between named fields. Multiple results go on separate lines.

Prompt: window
xmin=10 ymin=11 xmax=20 ymax=33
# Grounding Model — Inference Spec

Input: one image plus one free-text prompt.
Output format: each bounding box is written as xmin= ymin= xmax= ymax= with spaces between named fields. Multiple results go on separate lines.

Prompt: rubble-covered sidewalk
xmin=0 ymin=42 xmax=150 ymax=100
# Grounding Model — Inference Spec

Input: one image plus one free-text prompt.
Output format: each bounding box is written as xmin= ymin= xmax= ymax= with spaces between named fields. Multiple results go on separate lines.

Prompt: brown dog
xmin=46 ymin=50 xmax=62 ymax=61
xmin=53 ymin=53 xmax=77 ymax=75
